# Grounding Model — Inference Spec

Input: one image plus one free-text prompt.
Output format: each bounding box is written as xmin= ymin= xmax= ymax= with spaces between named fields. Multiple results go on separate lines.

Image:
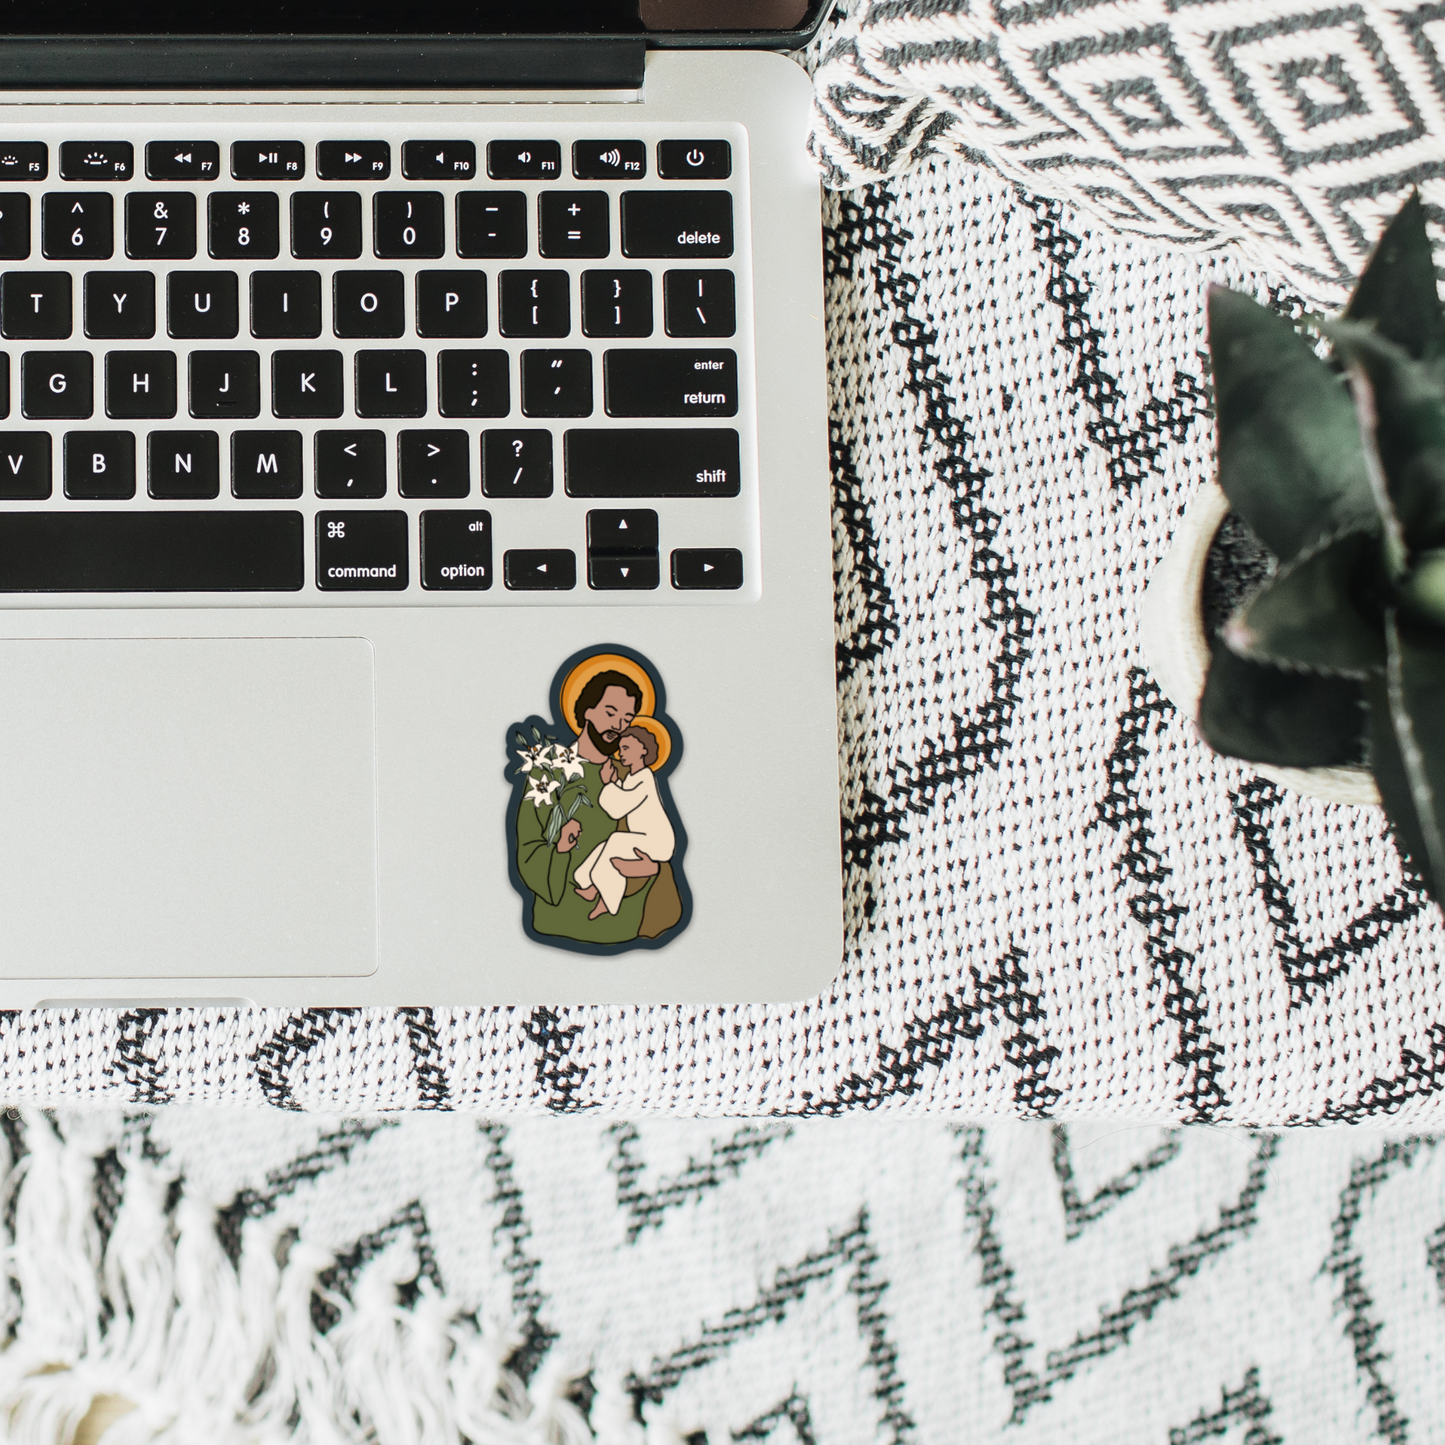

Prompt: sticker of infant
xmin=572 ymin=725 xmax=677 ymax=921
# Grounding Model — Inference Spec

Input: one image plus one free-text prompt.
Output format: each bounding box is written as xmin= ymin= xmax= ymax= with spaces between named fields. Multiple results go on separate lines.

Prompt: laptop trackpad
xmin=0 ymin=638 xmax=376 ymax=980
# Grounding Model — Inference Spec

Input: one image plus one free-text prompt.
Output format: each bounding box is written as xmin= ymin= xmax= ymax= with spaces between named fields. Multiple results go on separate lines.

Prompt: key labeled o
xmin=360 ymin=292 xmax=378 ymax=313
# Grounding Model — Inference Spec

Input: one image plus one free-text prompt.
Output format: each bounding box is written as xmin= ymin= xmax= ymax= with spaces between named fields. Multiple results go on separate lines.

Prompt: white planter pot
xmin=1139 ymin=480 xmax=1381 ymax=808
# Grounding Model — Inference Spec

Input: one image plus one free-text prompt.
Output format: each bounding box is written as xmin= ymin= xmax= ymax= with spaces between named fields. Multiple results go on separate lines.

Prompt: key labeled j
xmin=23 ymin=352 xmax=92 ymax=419
xmin=190 ymin=351 xmax=261 ymax=418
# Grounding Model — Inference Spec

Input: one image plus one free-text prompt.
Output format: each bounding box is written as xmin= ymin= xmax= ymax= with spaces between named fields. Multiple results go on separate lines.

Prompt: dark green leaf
xmin=1225 ymin=529 xmax=1384 ymax=677
xmin=1399 ymin=547 xmax=1445 ymax=626
xmin=1344 ymin=191 xmax=1445 ymax=366
xmin=531 ymin=726 xmax=542 ymax=742
xmin=1325 ymin=322 xmax=1445 ymax=553
xmin=1364 ymin=613 xmax=1445 ymax=899
xmin=1198 ymin=636 xmax=1366 ymax=767
xmin=1209 ymin=286 xmax=1376 ymax=565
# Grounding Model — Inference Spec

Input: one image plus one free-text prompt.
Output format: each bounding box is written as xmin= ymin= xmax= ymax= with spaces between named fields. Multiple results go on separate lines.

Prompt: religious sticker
xmin=506 ymin=647 xmax=688 ymax=952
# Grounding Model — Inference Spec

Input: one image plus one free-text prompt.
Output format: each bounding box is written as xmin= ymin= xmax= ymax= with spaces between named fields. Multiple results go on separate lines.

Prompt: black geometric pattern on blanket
xmin=807 ymin=0 xmax=1445 ymax=308
xmin=6 ymin=1111 xmax=1445 ymax=1443
xmin=3 ymin=158 xmax=1444 ymax=1124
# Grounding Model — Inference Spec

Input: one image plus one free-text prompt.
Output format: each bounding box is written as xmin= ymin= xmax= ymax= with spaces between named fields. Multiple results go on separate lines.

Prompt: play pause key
xmin=421 ymin=510 xmax=491 ymax=590
xmin=504 ymin=549 xmax=575 ymax=591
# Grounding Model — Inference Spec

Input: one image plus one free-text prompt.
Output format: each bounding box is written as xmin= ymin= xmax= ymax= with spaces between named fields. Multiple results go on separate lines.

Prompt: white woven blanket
xmin=9 ymin=5 xmax=1445 ymax=1123
xmin=0 ymin=1109 xmax=1440 ymax=1444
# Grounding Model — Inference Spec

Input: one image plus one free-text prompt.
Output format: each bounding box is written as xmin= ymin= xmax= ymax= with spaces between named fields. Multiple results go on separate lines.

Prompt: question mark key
xmin=482 ymin=429 xmax=553 ymax=498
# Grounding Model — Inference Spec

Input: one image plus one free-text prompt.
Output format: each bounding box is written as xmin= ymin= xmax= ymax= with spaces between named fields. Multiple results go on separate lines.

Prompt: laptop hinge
xmin=0 ymin=37 xmax=647 ymax=91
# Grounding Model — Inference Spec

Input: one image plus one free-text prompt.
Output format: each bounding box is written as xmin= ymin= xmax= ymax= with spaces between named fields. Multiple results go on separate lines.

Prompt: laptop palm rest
xmin=0 ymin=637 xmax=377 ymax=980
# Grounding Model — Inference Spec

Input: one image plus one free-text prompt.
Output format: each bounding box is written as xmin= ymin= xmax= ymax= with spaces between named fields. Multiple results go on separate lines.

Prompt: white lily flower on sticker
xmin=556 ymin=745 xmax=586 ymax=781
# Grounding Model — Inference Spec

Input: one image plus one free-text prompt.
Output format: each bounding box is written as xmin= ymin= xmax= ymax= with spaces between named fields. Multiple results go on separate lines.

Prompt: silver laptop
xmin=0 ymin=0 xmax=841 ymax=1006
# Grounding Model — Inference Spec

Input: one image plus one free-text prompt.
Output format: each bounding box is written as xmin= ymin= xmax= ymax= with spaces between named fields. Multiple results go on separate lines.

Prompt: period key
xmin=421 ymin=510 xmax=492 ymax=590
xmin=316 ymin=511 xmax=408 ymax=591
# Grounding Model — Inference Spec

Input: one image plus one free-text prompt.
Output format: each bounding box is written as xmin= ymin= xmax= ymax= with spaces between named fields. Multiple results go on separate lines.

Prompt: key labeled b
xmin=63 ymin=431 xmax=134 ymax=499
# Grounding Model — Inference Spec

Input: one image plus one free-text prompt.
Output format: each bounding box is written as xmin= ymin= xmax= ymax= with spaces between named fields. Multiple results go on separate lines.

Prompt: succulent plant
xmin=1201 ymin=192 xmax=1445 ymax=903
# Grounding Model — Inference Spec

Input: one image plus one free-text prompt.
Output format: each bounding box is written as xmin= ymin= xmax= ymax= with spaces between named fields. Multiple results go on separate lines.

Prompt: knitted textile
xmin=4 ymin=159 xmax=1442 ymax=1124
xmin=807 ymin=0 xmax=1445 ymax=309
xmin=0 ymin=1109 xmax=1440 ymax=1444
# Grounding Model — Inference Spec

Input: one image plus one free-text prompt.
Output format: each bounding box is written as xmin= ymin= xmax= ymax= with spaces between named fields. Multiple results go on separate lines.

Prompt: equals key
xmin=438 ymin=350 xmax=509 ymax=418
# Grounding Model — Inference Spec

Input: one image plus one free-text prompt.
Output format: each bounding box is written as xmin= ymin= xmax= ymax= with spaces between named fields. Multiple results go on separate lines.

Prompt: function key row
xmin=0 ymin=140 xmax=732 ymax=185
xmin=0 ymin=191 xmax=733 ymax=262
xmin=0 ymin=426 xmax=741 ymax=501
xmin=0 ymin=347 xmax=739 ymax=422
xmin=0 ymin=268 xmax=736 ymax=341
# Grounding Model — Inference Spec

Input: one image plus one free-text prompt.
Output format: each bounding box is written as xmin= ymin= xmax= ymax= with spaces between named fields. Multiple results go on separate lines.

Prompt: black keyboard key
xmin=587 ymin=508 xmax=657 ymax=554
xmin=23 ymin=352 xmax=92 ymax=419
xmin=505 ymin=549 xmax=574 ymax=590
xmin=209 ymin=192 xmax=280 ymax=259
xmin=438 ymin=349 xmax=508 ymax=418
xmin=671 ymin=546 xmax=743 ymax=589
xmin=272 ymin=350 xmax=344 ymax=418
xmin=402 ymin=141 xmax=475 ymax=181
xmin=189 ymin=350 xmax=261 ymax=419
xmin=589 ymin=553 xmax=658 ymax=590
xmin=148 ymin=430 xmax=220 ymax=499
xmin=0 ymin=193 xmax=30 ymax=259
xmin=84 ymin=272 xmax=155 ymax=340
xmin=125 ymin=191 xmax=197 ymax=260
xmin=398 ymin=429 xmax=469 ymax=498
xmin=573 ymin=140 xmax=646 ymax=180
xmin=489 ymin=141 xmax=561 ymax=181
xmin=581 ymin=270 xmax=652 ymax=338
xmin=333 ymin=270 xmax=404 ymax=338
xmin=521 ymin=349 xmax=592 ymax=418
xmin=232 ymin=430 xmax=303 ymax=499
xmin=59 ymin=142 xmax=132 ymax=182
xmin=374 ymin=192 xmax=444 ymax=258
xmin=605 ymin=348 xmax=737 ymax=417
xmin=539 ymin=191 xmax=608 ymax=259
xmin=657 ymin=140 xmax=731 ymax=180
xmin=250 ymin=271 xmax=321 ymax=338
xmin=0 ymin=433 xmax=50 ymax=498
xmin=421 ymin=510 xmax=491 ymax=590
xmin=231 ymin=142 xmax=304 ymax=181
xmin=565 ymin=428 xmax=740 ymax=497
xmin=482 ymin=429 xmax=552 ymax=498
xmin=664 ymin=269 xmax=736 ymax=338
xmin=621 ymin=192 xmax=732 ymax=258
xmin=499 ymin=270 xmax=569 ymax=337
xmin=0 ymin=144 xmax=46 ymax=181
xmin=456 ymin=192 xmax=526 ymax=259
xmin=168 ymin=271 xmax=239 ymax=339
xmin=0 ymin=511 xmax=302 ymax=591
xmin=0 ymin=354 xmax=9 ymax=417
xmin=317 ymin=511 xmax=408 ymax=591
xmin=315 ymin=430 xmax=386 ymax=497
xmin=145 ymin=142 xmax=219 ymax=182
xmin=317 ymin=142 xmax=390 ymax=181
xmin=355 ymin=349 xmax=425 ymax=418
xmin=64 ymin=431 xmax=133 ymax=499
xmin=292 ymin=192 xmax=363 ymax=259
xmin=42 ymin=193 xmax=113 ymax=260
xmin=105 ymin=351 xmax=177 ymax=419
xmin=416 ymin=271 xmax=486 ymax=337
xmin=3 ymin=272 xmax=71 ymax=338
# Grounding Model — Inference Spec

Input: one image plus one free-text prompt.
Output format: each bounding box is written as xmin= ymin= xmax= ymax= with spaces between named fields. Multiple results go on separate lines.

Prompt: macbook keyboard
xmin=0 ymin=126 xmax=756 ymax=603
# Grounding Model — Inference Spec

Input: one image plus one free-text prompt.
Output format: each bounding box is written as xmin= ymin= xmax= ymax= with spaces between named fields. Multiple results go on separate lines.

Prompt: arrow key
xmin=587 ymin=508 xmax=657 ymax=555
xmin=671 ymin=547 xmax=743 ymax=590
xmin=398 ymin=428 xmax=469 ymax=497
xmin=588 ymin=552 xmax=659 ymax=591
xmin=504 ymin=548 xmax=575 ymax=591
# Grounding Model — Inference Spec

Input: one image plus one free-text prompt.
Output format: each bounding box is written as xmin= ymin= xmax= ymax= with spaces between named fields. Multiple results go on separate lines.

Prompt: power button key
xmin=657 ymin=140 xmax=732 ymax=180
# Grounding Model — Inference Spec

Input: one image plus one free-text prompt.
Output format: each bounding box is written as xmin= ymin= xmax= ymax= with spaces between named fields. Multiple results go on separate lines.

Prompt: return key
xmin=604 ymin=348 xmax=737 ymax=417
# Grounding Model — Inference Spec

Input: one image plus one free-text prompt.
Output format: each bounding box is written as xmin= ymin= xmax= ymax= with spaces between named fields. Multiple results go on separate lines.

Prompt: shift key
xmin=605 ymin=349 xmax=736 ymax=417
xmin=565 ymin=428 xmax=739 ymax=497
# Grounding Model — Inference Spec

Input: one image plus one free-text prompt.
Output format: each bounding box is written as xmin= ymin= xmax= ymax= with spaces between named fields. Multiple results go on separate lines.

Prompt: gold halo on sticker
xmin=623 ymin=715 xmax=672 ymax=772
xmin=558 ymin=652 xmax=657 ymax=735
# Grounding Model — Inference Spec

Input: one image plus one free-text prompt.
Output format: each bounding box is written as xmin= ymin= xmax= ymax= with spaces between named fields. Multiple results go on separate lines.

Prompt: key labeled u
xmin=194 ymin=291 xmax=212 ymax=313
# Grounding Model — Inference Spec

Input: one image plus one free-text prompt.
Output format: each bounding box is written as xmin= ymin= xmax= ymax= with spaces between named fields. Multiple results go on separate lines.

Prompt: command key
xmin=316 ymin=510 xmax=408 ymax=590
